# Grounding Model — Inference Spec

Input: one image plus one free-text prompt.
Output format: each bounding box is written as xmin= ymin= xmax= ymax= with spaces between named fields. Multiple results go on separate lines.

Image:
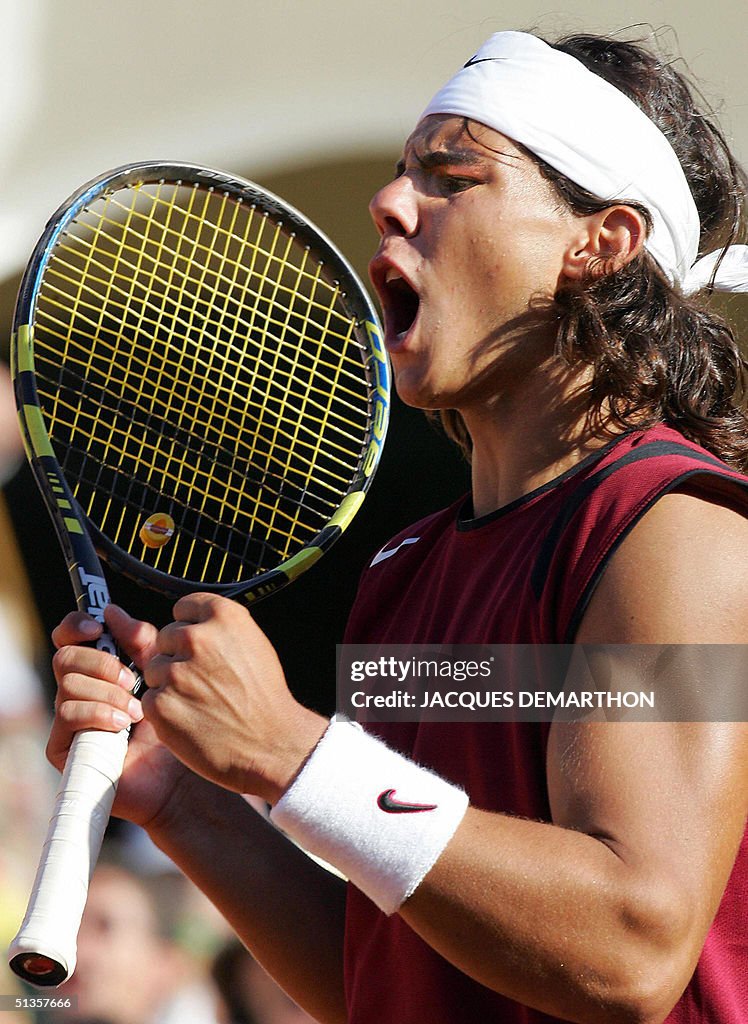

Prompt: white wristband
xmin=270 ymin=716 xmax=469 ymax=915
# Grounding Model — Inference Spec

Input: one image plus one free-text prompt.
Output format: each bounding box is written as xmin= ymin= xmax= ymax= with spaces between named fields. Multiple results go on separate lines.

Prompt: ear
xmin=561 ymin=205 xmax=647 ymax=282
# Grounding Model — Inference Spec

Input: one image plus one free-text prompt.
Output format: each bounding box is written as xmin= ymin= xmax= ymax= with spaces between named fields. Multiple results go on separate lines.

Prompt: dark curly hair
xmin=440 ymin=32 xmax=748 ymax=470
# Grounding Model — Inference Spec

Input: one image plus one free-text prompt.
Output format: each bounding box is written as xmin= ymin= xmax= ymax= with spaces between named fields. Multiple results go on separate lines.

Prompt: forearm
xmin=401 ymin=806 xmax=691 ymax=1024
xmin=147 ymin=772 xmax=348 ymax=1024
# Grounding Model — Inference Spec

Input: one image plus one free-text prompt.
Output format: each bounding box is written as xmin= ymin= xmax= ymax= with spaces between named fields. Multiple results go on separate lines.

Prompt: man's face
xmin=369 ymin=115 xmax=580 ymax=415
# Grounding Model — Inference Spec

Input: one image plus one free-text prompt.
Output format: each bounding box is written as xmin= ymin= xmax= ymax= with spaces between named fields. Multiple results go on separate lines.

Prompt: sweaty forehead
xmin=404 ymin=114 xmax=527 ymax=163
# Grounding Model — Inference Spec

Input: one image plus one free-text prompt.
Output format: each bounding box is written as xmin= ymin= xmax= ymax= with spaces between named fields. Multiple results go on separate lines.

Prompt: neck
xmin=461 ymin=361 xmax=618 ymax=518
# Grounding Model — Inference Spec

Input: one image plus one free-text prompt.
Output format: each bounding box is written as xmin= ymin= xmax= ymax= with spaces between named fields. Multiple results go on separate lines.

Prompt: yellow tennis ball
xmin=140 ymin=513 xmax=175 ymax=549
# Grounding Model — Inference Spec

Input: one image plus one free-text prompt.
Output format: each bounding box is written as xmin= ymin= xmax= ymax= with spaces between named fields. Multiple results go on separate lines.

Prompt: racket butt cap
xmin=8 ymin=940 xmax=72 ymax=988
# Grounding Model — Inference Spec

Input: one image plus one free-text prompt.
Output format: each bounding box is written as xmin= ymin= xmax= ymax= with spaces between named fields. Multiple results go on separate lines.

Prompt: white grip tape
xmin=8 ymin=726 xmax=129 ymax=983
xmin=271 ymin=717 xmax=468 ymax=915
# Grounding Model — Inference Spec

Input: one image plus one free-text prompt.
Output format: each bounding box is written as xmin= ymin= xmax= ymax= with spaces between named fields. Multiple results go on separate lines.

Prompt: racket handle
xmin=8 ymin=726 xmax=130 ymax=986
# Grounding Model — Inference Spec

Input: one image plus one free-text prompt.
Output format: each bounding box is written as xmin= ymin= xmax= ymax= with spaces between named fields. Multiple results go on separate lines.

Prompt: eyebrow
xmin=394 ymin=140 xmax=526 ymax=178
xmin=394 ymin=147 xmax=488 ymax=177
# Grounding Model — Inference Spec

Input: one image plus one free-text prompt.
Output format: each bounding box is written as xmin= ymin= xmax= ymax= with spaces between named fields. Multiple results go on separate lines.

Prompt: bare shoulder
xmin=577 ymin=490 xmax=748 ymax=643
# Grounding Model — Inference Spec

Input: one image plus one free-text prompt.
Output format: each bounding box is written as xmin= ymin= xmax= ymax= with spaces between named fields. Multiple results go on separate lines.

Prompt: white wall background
xmin=1 ymin=0 xmax=746 ymax=282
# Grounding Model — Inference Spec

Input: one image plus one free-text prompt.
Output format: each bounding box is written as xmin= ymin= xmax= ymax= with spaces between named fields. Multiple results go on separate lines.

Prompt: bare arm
xmin=147 ymin=775 xmax=348 ymax=1024
xmin=395 ymin=493 xmax=748 ymax=1023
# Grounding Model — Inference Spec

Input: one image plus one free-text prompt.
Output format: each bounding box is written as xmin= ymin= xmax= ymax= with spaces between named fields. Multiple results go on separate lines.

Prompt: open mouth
xmin=383 ymin=271 xmax=420 ymax=341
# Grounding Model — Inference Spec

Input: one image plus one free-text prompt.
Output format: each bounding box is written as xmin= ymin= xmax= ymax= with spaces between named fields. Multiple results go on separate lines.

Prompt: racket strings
xmin=50 ymin=192 xmax=365 ymax=367
xmin=31 ymin=180 xmax=373 ymax=584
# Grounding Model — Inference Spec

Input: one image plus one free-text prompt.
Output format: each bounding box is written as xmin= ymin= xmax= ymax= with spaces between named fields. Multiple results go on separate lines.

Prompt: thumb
xmin=104 ymin=605 xmax=160 ymax=670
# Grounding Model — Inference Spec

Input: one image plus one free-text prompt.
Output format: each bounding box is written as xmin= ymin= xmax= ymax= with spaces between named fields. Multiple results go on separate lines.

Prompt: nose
xmin=369 ymin=175 xmax=419 ymax=238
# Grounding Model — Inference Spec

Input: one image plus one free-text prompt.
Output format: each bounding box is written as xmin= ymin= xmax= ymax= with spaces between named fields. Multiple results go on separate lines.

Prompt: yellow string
xmin=31 ymin=179 xmax=372 ymax=584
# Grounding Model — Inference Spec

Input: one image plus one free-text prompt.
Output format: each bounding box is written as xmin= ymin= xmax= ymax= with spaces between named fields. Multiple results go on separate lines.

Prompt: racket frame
xmin=12 ymin=161 xmax=389 ymax=604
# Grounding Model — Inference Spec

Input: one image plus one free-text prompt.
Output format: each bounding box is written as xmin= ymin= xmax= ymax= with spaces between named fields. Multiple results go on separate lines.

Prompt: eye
xmin=439 ymin=175 xmax=479 ymax=195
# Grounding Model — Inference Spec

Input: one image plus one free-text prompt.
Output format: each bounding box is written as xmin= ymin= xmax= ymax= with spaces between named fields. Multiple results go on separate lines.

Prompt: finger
xmin=51 ymin=612 xmax=103 ymax=649
xmin=143 ymin=651 xmax=189 ymax=693
xmin=104 ymin=605 xmax=160 ymax=668
xmin=53 ymin=667 xmax=144 ymax=721
xmin=46 ymin=700 xmax=135 ymax=773
xmin=59 ymin=696 xmax=139 ymax=732
xmin=173 ymin=591 xmax=236 ymax=624
xmin=53 ymin=645 xmax=138 ymax=694
xmin=154 ymin=619 xmax=192 ymax=658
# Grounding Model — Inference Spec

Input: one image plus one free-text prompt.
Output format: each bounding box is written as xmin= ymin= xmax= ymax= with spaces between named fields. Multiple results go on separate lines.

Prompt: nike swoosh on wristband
xmin=370 ymin=537 xmax=420 ymax=567
xmin=377 ymin=788 xmax=438 ymax=814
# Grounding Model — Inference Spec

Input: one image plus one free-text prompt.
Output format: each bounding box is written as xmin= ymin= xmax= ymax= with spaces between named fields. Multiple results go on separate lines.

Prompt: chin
xmin=393 ymin=376 xmax=440 ymax=410
xmin=393 ymin=370 xmax=462 ymax=412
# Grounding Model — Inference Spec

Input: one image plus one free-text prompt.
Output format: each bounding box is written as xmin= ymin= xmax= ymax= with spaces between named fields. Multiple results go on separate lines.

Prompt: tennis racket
xmin=8 ymin=161 xmax=389 ymax=987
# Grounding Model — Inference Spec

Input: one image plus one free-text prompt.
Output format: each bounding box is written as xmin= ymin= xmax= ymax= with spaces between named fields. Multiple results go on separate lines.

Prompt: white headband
xmin=422 ymin=31 xmax=748 ymax=295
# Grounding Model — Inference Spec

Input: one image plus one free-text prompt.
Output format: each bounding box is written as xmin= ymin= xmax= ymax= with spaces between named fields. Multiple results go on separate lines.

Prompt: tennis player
xmin=48 ymin=31 xmax=748 ymax=1024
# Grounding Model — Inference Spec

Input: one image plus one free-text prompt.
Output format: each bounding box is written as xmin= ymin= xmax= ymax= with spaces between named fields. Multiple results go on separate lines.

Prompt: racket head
xmin=12 ymin=162 xmax=389 ymax=604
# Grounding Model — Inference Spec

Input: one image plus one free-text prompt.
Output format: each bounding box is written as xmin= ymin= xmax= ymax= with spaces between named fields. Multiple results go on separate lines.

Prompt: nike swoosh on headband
xmin=377 ymin=788 xmax=438 ymax=813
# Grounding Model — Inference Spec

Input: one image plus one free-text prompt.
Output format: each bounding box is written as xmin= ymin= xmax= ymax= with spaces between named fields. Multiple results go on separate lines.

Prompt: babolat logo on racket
xmin=140 ymin=512 xmax=176 ymax=549
xmin=77 ymin=567 xmax=116 ymax=655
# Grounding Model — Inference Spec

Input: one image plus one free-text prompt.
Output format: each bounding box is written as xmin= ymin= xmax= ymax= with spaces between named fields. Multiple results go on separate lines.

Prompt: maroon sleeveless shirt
xmin=342 ymin=425 xmax=748 ymax=1023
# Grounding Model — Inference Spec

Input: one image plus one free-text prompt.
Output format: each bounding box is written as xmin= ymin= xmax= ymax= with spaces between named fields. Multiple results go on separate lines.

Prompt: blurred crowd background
xmin=1 ymin=1 xmax=746 ymax=1020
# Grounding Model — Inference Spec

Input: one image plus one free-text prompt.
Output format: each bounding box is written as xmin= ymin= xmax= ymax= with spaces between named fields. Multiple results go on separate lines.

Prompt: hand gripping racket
xmin=8 ymin=162 xmax=389 ymax=986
